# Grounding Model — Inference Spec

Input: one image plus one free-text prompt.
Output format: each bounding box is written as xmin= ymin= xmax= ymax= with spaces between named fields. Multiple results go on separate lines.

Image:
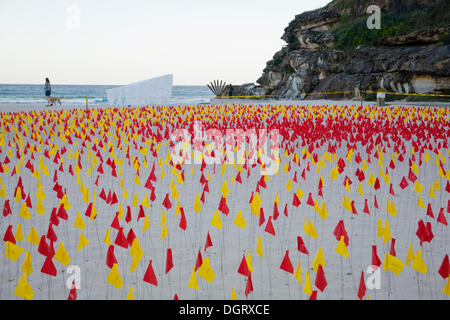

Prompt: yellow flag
xmin=246 ymin=250 xmax=253 ymax=273
xmin=303 ymin=269 xmax=312 ymax=295
xmin=256 ymin=237 xmax=264 ymax=258
xmin=383 ymin=253 xmax=404 ymax=275
xmin=406 ymin=243 xmax=415 ymax=266
xmin=443 ymin=277 xmax=450 ymax=296
xmin=294 ymin=260 xmax=302 ymax=285
xmin=188 ymin=266 xmax=199 ymax=290
xmin=413 ymin=181 xmax=423 ymax=194
xmin=14 ymin=273 xmax=34 ymax=300
xmin=197 ymin=257 xmax=215 ymax=283
xmin=160 ymin=209 xmax=167 ymax=226
xmin=383 ymin=220 xmax=391 ymax=244
xmin=107 ymin=263 xmax=123 ymax=289
xmin=312 ymin=248 xmax=325 ymax=272
xmin=126 ymin=288 xmax=135 ymax=300
xmin=220 ymin=180 xmax=230 ymax=198
xmin=231 ymin=288 xmax=238 ymax=300
xmin=285 ymin=178 xmax=292 ymax=192
xmin=250 ymin=192 xmax=261 ymax=216
xmin=104 ymin=229 xmax=111 ymax=245
xmin=15 ymin=224 xmax=24 ymax=242
xmin=36 ymin=199 xmax=45 ymax=215
xmin=54 ymin=242 xmax=71 ymax=266
xmin=274 ymin=192 xmax=279 ymax=206
xmin=211 ymin=210 xmax=223 ymax=230
xmin=132 ymin=192 xmax=139 ymax=207
xmin=411 ymin=250 xmax=427 ymax=274
xmin=161 ymin=221 xmax=168 ymax=240
xmin=77 ymin=231 xmax=89 ymax=252
xmin=19 ymin=202 xmax=31 ymax=220
xmin=304 ymin=218 xmax=318 ymax=239
xmin=142 ymin=193 xmax=151 ymax=208
xmin=330 ymin=167 xmax=338 ymax=181
xmin=26 ymin=226 xmax=40 ymax=246
xmin=357 ymin=182 xmax=364 ymax=196
xmin=318 ymin=202 xmax=327 ymax=220
xmin=74 ymin=211 xmax=86 ymax=230
xmin=143 ymin=214 xmax=150 ymax=233
xmin=5 ymin=241 xmax=24 ymax=262
xmin=335 ymin=236 xmax=349 ymax=258
xmin=233 ymin=210 xmax=246 ymax=229
xmin=194 ymin=193 xmax=202 ymax=213
xmin=21 ymin=251 xmax=33 ymax=275
xmin=417 ymin=195 xmax=426 ymax=209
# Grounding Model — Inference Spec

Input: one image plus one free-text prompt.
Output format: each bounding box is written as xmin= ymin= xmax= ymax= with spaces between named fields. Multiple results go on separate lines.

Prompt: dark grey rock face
xmin=244 ymin=1 xmax=450 ymax=100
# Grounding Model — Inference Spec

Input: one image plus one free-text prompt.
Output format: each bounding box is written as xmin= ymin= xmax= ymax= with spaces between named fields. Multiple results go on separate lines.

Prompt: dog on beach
xmin=46 ymin=96 xmax=62 ymax=106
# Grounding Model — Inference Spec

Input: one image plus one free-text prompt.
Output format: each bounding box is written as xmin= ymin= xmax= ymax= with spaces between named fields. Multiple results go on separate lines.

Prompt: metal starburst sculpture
xmin=207 ymin=80 xmax=229 ymax=97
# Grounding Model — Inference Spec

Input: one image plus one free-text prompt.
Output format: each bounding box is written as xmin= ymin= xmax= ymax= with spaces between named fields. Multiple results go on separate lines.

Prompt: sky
xmin=0 ymin=0 xmax=330 ymax=85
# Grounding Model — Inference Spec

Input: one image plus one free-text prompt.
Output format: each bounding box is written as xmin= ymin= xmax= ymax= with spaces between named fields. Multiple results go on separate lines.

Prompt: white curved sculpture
xmin=106 ymin=74 xmax=173 ymax=106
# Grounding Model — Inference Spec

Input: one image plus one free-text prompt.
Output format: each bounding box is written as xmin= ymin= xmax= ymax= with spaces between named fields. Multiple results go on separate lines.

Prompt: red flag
xmin=245 ymin=273 xmax=253 ymax=298
xmin=165 ymin=248 xmax=174 ymax=274
xmin=143 ymin=260 xmax=158 ymax=286
xmin=389 ymin=238 xmax=396 ymax=256
xmin=114 ymin=228 xmax=128 ymax=249
xmin=3 ymin=225 xmax=16 ymax=244
xmin=57 ymin=204 xmax=68 ymax=220
xmin=280 ymin=250 xmax=294 ymax=274
xmin=374 ymin=195 xmax=379 ymax=209
xmin=264 ymin=216 xmax=276 ymax=236
xmin=126 ymin=206 xmax=132 ymax=223
xmin=47 ymin=223 xmax=57 ymax=242
xmin=309 ymin=291 xmax=318 ymax=300
xmin=179 ymin=208 xmax=187 ymax=231
xmin=373 ymin=178 xmax=380 ymax=190
xmin=259 ymin=208 xmax=265 ymax=227
xmin=162 ymin=193 xmax=172 ymax=210
xmin=38 ymin=235 xmax=50 ymax=256
xmin=218 ymin=196 xmax=229 ymax=215
xmin=106 ymin=245 xmax=118 ymax=269
xmin=333 ymin=220 xmax=349 ymax=246
xmin=137 ymin=205 xmax=145 ymax=221
xmin=306 ymin=193 xmax=314 ymax=206
xmin=50 ymin=207 xmax=60 ymax=226
xmin=292 ymin=193 xmax=301 ymax=208
xmin=357 ymin=271 xmax=366 ymax=300
xmin=426 ymin=203 xmax=434 ymax=218
xmin=372 ymin=245 xmax=381 ymax=267
xmin=111 ymin=213 xmax=121 ymax=230
xmin=297 ymin=236 xmax=309 ymax=255
xmin=235 ymin=171 xmax=242 ymax=184
xmin=41 ymin=256 xmax=57 ymax=277
xmin=2 ymin=200 xmax=12 ymax=217
xmin=273 ymin=202 xmax=279 ymax=221
xmin=438 ymin=254 xmax=450 ymax=279
xmin=68 ymin=281 xmax=77 ymax=300
xmin=238 ymin=254 xmax=250 ymax=277
xmin=437 ymin=208 xmax=448 ymax=226
xmin=399 ymin=177 xmax=409 ymax=189
xmin=195 ymin=249 xmax=203 ymax=271
xmin=283 ymin=204 xmax=288 ymax=217
xmin=363 ymin=199 xmax=370 ymax=214
xmin=315 ymin=265 xmax=327 ymax=292
xmin=126 ymin=228 xmax=136 ymax=246
xmin=408 ymin=168 xmax=417 ymax=182
xmin=204 ymin=231 xmax=213 ymax=252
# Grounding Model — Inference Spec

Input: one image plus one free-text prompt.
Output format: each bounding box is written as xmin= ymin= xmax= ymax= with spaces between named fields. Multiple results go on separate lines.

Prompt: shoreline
xmin=0 ymin=99 xmax=449 ymax=114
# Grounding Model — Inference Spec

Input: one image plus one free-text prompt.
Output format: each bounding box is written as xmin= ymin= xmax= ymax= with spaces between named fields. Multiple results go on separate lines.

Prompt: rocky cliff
xmin=241 ymin=0 xmax=450 ymax=100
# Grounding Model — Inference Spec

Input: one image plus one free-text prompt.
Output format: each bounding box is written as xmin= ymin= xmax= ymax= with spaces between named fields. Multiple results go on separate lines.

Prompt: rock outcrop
xmin=244 ymin=0 xmax=450 ymax=100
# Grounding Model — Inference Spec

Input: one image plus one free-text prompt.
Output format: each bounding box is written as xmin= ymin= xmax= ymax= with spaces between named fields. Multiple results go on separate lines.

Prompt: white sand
xmin=0 ymin=101 xmax=448 ymax=300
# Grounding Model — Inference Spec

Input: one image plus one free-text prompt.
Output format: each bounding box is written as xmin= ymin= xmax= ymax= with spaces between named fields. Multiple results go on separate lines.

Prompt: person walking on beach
xmin=228 ymin=84 xmax=233 ymax=98
xmin=45 ymin=78 xmax=52 ymax=106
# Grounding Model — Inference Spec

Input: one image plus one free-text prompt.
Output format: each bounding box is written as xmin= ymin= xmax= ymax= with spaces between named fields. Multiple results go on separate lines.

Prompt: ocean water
xmin=0 ymin=84 xmax=214 ymax=106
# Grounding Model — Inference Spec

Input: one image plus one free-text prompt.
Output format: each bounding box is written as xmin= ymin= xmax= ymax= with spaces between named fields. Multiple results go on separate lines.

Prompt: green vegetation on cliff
xmin=330 ymin=1 xmax=449 ymax=49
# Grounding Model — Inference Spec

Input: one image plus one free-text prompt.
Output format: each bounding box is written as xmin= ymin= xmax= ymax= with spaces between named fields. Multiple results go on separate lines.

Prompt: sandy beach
xmin=0 ymin=100 xmax=448 ymax=300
